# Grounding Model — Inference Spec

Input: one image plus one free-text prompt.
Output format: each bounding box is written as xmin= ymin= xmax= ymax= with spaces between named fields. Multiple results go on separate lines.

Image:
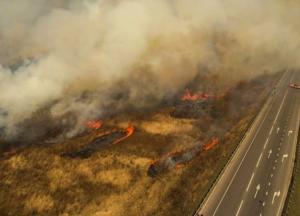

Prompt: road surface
xmin=196 ymin=70 xmax=300 ymax=216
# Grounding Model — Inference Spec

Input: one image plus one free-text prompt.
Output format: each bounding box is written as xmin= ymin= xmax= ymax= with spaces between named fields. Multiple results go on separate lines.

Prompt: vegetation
xmin=0 ymin=73 xmax=279 ymax=216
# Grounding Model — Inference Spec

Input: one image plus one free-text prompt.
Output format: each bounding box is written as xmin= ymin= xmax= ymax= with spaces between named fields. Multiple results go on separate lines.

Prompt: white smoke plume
xmin=0 ymin=0 xmax=299 ymax=139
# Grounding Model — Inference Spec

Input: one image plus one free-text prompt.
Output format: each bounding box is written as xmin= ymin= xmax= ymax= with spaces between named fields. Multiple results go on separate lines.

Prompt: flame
xmin=181 ymin=89 xmax=213 ymax=101
xmin=113 ymin=124 xmax=135 ymax=144
xmin=86 ymin=120 xmax=103 ymax=130
xmin=203 ymin=137 xmax=219 ymax=151
xmin=2 ymin=149 xmax=17 ymax=158
xmin=175 ymin=164 xmax=185 ymax=170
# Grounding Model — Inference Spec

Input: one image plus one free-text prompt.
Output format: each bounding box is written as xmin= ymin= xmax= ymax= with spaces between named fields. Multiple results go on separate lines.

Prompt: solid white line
xmin=269 ymin=91 xmax=288 ymax=133
xmin=246 ymin=173 xmax=255 ymax=192
xmin=263 ymin=91 xmax=287 ymax=152
xmin=235 ymin=200 xmax=244 ymax=216
xmin=256 ymin=153 xmax=263 ymax=167
xmin=211 ymin=103 xmax=272 ymax=216
xmin=208 ymin=89 xmax=287 ymax=216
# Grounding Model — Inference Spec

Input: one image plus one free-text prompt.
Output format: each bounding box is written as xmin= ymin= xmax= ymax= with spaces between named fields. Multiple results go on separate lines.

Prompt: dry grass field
xmin=0 ymin=73 xmax=279 ymax=216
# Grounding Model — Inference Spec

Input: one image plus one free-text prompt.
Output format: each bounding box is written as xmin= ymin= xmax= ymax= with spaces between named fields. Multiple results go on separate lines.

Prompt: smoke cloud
xmin=0 ymin=0 xmax=299 ymax=139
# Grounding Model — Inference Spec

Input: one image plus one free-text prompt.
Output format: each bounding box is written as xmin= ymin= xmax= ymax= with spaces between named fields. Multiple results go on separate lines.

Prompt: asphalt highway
xmin=196 ymin=70 xmax=300 ymax=216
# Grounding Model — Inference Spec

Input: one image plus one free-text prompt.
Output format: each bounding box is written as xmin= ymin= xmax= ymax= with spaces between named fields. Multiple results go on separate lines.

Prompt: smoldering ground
xmin=0 ymin=0 xmax=299 ymax=141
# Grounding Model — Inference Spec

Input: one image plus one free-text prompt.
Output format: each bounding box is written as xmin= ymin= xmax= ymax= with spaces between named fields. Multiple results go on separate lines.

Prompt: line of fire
xmin=0 ymin=72 xmax=279 ymax=179
xmin=62 ymin=89 xmax=222 ymax=175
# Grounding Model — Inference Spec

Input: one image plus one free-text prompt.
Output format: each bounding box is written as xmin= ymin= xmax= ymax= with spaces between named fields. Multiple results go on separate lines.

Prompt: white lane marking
xmin=256 ymin=153 xmax=263 ymax=167
xmin=210 ymin=91 xmax=287 ymax=216
xmin=282 ymin=154 xmax=288 ymax=163
xmin=235 ymin=200 xmax=244 ymax=216
xmin=275 ymin=159 xmax=277 ymax=163
xmin=268 ymin=182 xmax=271 ymax=186
xmin=264 ymin=137 xmax=269 ymax=149
xmin=254 ymin=184 xmax=261 ymax=199
xmin=271 ymin=174 xmax=273 ymax=178
xmin=211 ymin=103 xmax=272 ymax=216
xmin=246 ymin=173 xmax=255 ymax=192
xmin=288 ymin=130 xmax=293 ymax=136
xmin=270 ymin=91 xmax=288 ymax=133
xmin=268 ymin=149 xmax=272 ymax=159
xmin=263 ymin=201 xmax=266 ymax=206
xmin=277 ymin=127 xmax=280 ymax=134
xmin=276 ymin=153 xmax=279 ymax=157
xmin=272 ymin=191 xmax=281 ymax=204
xmin=273 ymin=166 xmax=276 ymax=170
xmin=266 ymin=191 xmax=268 ymax=196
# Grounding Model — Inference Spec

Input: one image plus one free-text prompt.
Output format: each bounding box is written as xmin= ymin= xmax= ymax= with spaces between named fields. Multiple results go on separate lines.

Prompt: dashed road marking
xmin=235 ymin=200 xmax=244 ymax=216
xmin=282 ymin=154 xmax=288 ymax=163
xmin=257 ymin=153 xmax=263 ymax=167
xmin=246 ymin=173 xmax=255 ymax=192
xmin=268 ymin=150 xmax=272 ymax=159
xmin=272 ymin=191 xmax=281 ymax=205
xmin=254 ymin=184 xmax=261 ymax=199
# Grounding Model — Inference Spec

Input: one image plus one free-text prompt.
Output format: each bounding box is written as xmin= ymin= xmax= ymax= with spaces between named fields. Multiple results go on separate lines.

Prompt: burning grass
xmin=61 ymin=125 xmax=134 ymax=158
xmin=0 ymin=72 xmax=281 ymax=216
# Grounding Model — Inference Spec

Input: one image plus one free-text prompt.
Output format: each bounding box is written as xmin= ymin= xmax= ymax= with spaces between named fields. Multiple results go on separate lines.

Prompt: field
xmin=0 ymin=73 xmax=279 ymax=216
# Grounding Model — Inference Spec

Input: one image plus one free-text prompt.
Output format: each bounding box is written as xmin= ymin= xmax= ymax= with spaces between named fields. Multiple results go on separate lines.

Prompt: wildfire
xmin=181 ymin=89 xmax=213 ymax=101
xmin=85 ymin=120 xmax=103 ymax=130
xmin=148 ymin=137 xmax=220 ymax=177
xmin=203 ymin=137 xmax=219 ymax=151
xmin=113 ymin=124 xmax=135 ymax=144
xmin=175 ymin=164 xmax=185 ymax=170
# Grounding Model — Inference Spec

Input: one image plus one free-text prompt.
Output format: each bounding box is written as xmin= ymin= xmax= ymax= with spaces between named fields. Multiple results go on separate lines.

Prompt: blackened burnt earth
xmin=61 ymin=131 xmax=126 ymax=158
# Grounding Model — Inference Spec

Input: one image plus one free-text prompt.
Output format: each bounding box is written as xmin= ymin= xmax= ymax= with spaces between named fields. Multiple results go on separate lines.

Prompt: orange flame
xmin=203 ymin=137 xmax=219 ymax=151
xmin=3 ymin=149 xmax=18 ymax=158
xmin=113 ymin=125 xmax=135 ymax=144
xmin=181 ymin=89 xmax=212 ymax=101
xmin=175 ymin=164 xmax=185 ymax=170
xmin=85 ymin=120 xmax=103 ymax=130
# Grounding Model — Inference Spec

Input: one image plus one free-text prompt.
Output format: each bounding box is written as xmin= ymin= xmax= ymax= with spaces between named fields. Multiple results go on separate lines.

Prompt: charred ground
xmin=0 ymin=72 xmax=280 ymax=216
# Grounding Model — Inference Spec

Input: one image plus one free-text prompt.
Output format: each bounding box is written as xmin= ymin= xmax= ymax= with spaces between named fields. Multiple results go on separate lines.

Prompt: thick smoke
xmin=0 ymin=0 xmax=299 ymax=139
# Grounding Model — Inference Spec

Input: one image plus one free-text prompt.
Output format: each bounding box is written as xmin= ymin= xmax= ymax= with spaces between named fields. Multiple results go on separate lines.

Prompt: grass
xmin=0 ymin=73 xmax=279 ymax=216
